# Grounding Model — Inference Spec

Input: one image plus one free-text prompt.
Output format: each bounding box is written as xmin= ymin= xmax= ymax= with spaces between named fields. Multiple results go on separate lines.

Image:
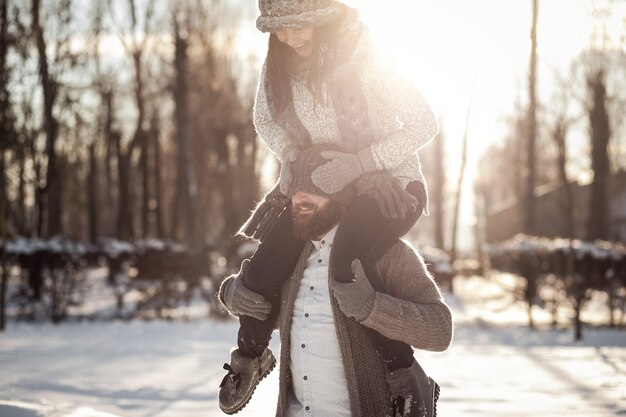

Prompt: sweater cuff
xmin=357 ymin=147 xmax=378 ymax=173
xmin=218 ymin=276 xmax=234 ymax=309
xmin=357 ymin=293 xmax=376 ymax=322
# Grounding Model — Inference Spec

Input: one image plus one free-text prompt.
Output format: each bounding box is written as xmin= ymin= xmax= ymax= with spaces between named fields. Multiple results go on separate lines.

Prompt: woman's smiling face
xmin=275 ymin=27 xmax=315 ymax=57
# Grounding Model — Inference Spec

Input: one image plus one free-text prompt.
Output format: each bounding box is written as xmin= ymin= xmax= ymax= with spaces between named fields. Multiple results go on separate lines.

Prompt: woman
xmin=219 ymin=0 xmax=439 ymax=415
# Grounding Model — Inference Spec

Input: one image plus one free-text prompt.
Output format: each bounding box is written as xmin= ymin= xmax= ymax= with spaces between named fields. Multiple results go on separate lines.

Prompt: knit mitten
xmin=219 ymin=259 xmax=271 ymax=320
xmin=311 ymin=147 xmax=378 ymax=194
xmin=329 ymin=258 xmax=376 ymax=322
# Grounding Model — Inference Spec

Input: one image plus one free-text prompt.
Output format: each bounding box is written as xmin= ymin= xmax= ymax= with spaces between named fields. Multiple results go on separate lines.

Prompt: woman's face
xmin=275 ymin=27 xmax=315 ymax=58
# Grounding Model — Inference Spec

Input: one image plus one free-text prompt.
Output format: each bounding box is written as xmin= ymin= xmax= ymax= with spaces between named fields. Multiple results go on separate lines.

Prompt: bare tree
xmin=150 ymin=113 xmax=165 ymax=238
xmin=87 ymin=143 xmax=98 ymax=243
xmin=433 ymin=125 xmax=446 ymax=250
xmin=450 ymin=90 xmax=473 ymax=292
xmin=172 ymin=10 xmax=202 ymax=249
xmin=0 ymin=0 xmax=14 ymax=324
xmin=103 ymin=90 xmax=117 ymax=236
xmin=585 ymin=68 xmax=611 ymax=241
xmin=0 ymin=149 xmax=7 ymax=332
xmin=184 ymin=0 xmax=261 ymax=241
xmin=524 ymin=0 xmax=539 ymax=235
xmin=0 ymin=0 xmax=14 ymax=150
xmin=110 ymin=0 xmax=156 ymax=240
xmin=575 ymin=1 xmax=625 ymax=242
xmin=32 ymin=0 xmax=61 ymax=237
xmin=91 ymin=0 xmax=117 ymax=237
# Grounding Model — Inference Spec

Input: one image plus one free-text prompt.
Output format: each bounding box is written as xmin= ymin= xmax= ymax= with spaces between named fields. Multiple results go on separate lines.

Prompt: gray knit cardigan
xmin=274 ymin=239 xmax=453 ymax=417
xmin=253 ymin=7 xmax=439 ymax=197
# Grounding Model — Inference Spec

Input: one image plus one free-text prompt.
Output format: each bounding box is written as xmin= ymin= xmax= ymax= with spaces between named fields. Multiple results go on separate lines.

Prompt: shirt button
xmin=304 ymin=313 xmax=309 ymax=318
xmin=309 ymin=286 xmax=314 ymax=291
xmin=303 ymin=375 xmax=308 ymax=380
xmin=317 ymin=259 xmax=322 ymax=263
xmin=305 ymin=406 xmax=310 ymax=411
xmin=321 ymin=240 xmax=325 ymax=244
xmin=301 ymin=343 xmax=306 ymax=348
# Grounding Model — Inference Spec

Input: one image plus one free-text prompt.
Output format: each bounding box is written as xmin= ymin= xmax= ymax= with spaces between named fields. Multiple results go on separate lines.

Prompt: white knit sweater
xmin=253 ymin=20 xmax=438 ymax=196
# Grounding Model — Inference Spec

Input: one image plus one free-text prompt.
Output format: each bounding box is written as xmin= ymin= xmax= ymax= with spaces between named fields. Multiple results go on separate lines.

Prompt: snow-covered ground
xmin=1 ymin=274 xmax=625 ymax=417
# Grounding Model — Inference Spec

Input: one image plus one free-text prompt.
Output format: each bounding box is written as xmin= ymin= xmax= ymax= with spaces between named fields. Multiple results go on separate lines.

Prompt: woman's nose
xmin=284 ymin=29 xmax=297 ymax=44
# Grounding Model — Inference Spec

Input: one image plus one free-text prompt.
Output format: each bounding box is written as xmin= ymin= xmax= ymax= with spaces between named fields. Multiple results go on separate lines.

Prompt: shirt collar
xmin=311 ymin=224 xmax=339 ymax=251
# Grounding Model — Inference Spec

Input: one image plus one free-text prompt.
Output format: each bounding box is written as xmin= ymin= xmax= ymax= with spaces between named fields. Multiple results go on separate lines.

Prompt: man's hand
xmin=222 ymin=260 xmax=271 ymax=320
xmin=329 ymin=259 xmax=376 ymax=322
xmin=371 ymin=175 xmax=419 ymax=220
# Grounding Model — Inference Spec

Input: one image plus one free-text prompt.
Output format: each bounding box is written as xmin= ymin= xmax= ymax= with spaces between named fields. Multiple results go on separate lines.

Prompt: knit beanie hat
xmin=289 ymin=144 xmax=356 ymax=206
xmin=256 ymin=0 xmax=346 ymax=33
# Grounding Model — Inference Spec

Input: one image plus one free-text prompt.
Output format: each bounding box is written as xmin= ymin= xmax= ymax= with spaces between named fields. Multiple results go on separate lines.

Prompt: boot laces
xmin=219 ymin=363 xmax=241 ymax=389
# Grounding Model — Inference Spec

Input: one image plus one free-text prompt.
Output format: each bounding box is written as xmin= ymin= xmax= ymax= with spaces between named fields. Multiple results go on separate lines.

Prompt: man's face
xmin=291 ymin=191 xmax=343 ymax=240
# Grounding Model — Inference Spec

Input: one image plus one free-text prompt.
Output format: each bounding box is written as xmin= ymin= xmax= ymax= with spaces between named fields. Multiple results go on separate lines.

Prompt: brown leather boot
xmin=218 ymin=347 xmax=276 ymax=415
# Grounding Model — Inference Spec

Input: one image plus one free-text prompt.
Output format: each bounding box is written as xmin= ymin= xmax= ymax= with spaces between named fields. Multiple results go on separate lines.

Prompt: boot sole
xmin=220 ymin=356 xmax=277 ymax=415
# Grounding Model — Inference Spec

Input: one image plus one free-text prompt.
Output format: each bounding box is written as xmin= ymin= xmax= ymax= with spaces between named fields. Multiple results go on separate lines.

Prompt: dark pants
xmin=239 ymin=181 xmax=425 ymax=372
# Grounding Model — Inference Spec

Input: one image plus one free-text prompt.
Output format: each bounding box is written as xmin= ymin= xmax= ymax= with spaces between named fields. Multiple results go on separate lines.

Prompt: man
xmin=218 ymin=146 xmax=453 ymax=416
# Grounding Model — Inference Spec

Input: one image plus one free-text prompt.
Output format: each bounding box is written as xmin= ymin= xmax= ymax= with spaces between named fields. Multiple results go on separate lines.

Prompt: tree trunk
xmin=585 ymin=69 xmax=611 ymax=241
xmin=553 ymin=120 xmax=575 ymax=238
xmin=140 ymin=130 xmax=150 ymax=238
xmin=104 ymin=90 xmax=116 ymax=236
xmin=33 ymin=0 xmax=62 ymax=238
xmin=88 ymin=142 xmax=98 ymax=243
xmin=31 ymin=138 xmax=44 ymax=238
xmin=215 ymin=128 xmax=238 ymax=236
xmin=0 ymin=0 xmax=8 ymax=91
xmin=174 ymin=24 xmax=202 ymax=249
xmin=432 ymin=124 xmax=446 ymax=250
xmin=115 ymin=132 xmax=133 ymax=240
xmin=151 ymin=117 xmax=164 ymax=238
xmin=0 ymin=149 xmax=7 ymax=331
xmin=17 ymin=141 xmax=27 ymax=235
xmin=450 ymin=95 xmax=472 ymax=293
xmin=524 ymin=0 xmax=539 ymax=235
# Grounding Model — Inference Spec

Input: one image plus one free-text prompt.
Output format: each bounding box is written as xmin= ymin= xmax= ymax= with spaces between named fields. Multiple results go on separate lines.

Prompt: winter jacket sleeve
xmin=360 ymin=240 xmax=453 ymax=352
xmin=359 ymin=45 xmax=438 ymax=171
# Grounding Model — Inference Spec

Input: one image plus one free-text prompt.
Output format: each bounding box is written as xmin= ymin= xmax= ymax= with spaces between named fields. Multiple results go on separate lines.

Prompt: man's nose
xmin=292 ymin=191 xmax=308 ymax=206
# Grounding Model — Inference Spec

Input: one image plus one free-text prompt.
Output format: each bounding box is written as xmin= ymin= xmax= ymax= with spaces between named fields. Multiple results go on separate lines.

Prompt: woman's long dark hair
xmin=265 ymin=11 xmax=346 ymax=119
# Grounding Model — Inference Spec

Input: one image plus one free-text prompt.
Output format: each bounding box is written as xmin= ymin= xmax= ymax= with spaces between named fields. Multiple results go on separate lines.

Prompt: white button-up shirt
xmin=287 ymin=225 xmax=351 ymax=417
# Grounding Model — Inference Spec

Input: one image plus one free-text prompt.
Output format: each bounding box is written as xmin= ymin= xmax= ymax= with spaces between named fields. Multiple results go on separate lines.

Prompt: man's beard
xmin=291 ymin=200 xmax=344 ymax=241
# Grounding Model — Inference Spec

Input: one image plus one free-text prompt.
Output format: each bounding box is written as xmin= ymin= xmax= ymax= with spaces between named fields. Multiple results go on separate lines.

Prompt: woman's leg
xmin=237 ymin=207 xmax=306 ymax=358
xmin=330 ymin=180 xmax=425 ymax=370
xmin=330 ymin=180 xmax=425 ymax=285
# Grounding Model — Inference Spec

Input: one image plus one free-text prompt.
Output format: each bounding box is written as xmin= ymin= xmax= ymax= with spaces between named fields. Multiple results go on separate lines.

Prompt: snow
xmin=487 ymin=233 xmax=626 ymax=261
xmin=1 ymin=274 xmax=625 ymax=417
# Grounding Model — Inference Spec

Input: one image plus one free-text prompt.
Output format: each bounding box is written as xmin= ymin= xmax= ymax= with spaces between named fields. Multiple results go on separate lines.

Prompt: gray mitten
xmin=329 ymin=259 xmax=376 ymax=322
xmin=311 ymin=148 xmax=378 ymax=194
xmin=220 ymin=260 xmax=271 ymax=320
